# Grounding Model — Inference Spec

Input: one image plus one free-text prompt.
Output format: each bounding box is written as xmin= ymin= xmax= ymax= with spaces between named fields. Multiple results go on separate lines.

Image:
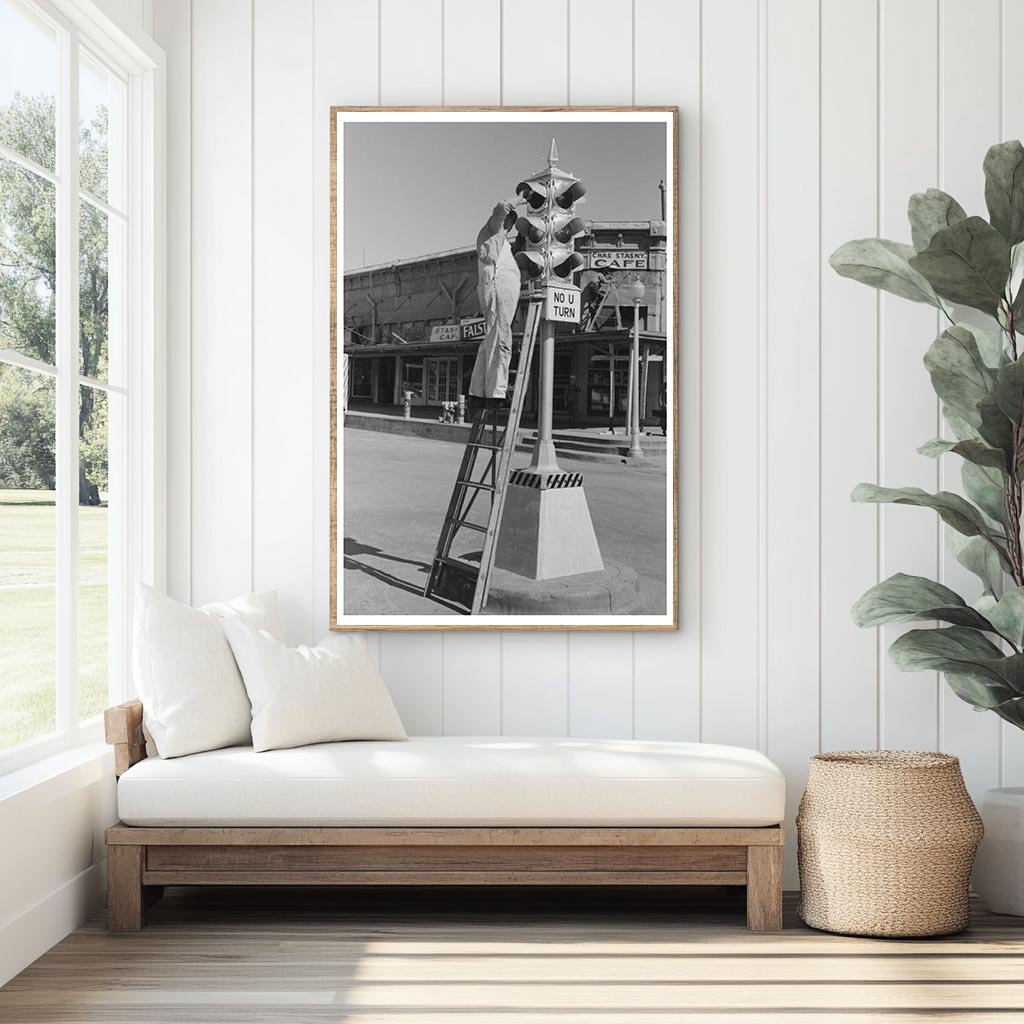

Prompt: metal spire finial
xmin=548 ymin=138 xmax=559 ymax=167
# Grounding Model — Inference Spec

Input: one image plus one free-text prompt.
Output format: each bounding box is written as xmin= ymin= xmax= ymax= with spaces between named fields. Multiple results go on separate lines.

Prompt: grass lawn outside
xmin=0 ymin=489 xmax=109 ymax=751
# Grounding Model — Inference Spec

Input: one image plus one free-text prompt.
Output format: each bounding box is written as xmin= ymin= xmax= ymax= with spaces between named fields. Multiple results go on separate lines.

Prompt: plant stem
xmin=1005 ymin=472 xmax=1024 ymax=588
xmin=1006 ymin=308 xmax=1024 ymax=587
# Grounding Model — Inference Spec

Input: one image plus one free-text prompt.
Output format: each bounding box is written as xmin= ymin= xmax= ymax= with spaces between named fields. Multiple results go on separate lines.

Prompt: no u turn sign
xmin=545 ymin=284 xmax=581 ymax=323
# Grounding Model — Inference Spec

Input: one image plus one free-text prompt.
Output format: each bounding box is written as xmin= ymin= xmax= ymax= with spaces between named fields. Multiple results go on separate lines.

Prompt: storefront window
xmin=588 ymin=354 xmax=629 ymax=416
xmin=401 ymin=360 xmax=423 ymax=402
xmin=350 ymin=358 xmax=373 ymax=399
xmin=426 ymin=357 xmax=459 ymax=404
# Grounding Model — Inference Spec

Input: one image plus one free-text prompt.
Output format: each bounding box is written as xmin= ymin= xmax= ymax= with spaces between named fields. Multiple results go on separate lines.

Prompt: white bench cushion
xmin=117 ymin=737 xmax=785 ymax=828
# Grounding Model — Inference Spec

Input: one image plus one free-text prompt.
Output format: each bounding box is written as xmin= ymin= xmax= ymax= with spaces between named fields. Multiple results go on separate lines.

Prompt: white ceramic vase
xmin=973 ymin=788 xmax=1024 ymax=916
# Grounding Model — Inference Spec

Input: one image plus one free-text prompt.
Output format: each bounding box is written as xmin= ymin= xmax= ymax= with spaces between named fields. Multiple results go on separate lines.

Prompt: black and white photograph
xmin=331 ymin=109 xmax=678 ymax=629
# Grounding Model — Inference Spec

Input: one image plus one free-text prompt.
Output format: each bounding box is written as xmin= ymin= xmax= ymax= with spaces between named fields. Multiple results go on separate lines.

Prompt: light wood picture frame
xmin=330 ymin=107 xmax=679 ymax=631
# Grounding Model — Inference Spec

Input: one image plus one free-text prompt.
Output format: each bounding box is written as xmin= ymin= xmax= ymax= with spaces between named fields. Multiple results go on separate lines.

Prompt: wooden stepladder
xmin=424 ymin=294 xmax=544 ymax=614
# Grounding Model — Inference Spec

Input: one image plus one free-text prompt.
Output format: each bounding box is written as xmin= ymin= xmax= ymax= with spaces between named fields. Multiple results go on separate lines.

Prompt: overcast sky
xmin=2 ymin=0 xmax=113 ymax=143
xmin=342 ymin=120 xmax=667 ymax=271
xmin=0 ymin=0 xmax=54 ymax=105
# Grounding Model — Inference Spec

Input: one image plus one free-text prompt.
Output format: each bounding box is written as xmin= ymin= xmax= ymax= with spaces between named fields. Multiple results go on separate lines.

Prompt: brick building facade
xmin=342 ymin=220 xmax=670 ymax=425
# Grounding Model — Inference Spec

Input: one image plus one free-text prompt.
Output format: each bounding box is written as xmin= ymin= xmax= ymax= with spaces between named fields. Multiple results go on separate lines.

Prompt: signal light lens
xmin=514 ymin=250 xmax=546 ymax=278
xmin=515 ymin=215 xmax=546 ymax=244
xmin=516 ymin=180 xmax=547 ymax=210
xmin=552 ymin=216 xmax=585 ymax=244
xmin=551 ymin=251 xmax=585 ymax=279
xmin=555 ymin=181 xmax=587 ymax=209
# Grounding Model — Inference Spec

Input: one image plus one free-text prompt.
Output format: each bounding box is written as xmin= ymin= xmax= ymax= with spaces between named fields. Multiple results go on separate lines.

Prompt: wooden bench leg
xmin=746 ymin=845 xmax=783 ymax=932
xmin=107 ymin=845 xmax=145 ymax=932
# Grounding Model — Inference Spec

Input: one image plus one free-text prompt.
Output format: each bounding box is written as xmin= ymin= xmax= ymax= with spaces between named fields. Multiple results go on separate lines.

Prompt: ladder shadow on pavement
xmin=343 ymin=537 xmax=432 ymax=572
xmin=342 ymin=536 xmax=466 ymax=613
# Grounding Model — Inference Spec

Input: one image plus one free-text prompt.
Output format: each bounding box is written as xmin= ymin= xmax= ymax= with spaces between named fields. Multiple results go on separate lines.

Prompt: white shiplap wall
xmin=153 ymin=0 xmax=1024 ymax=883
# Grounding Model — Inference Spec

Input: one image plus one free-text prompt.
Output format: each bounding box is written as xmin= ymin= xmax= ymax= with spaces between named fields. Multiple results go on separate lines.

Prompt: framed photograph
xmin=330 ymin=107 xmax=678 ymax=631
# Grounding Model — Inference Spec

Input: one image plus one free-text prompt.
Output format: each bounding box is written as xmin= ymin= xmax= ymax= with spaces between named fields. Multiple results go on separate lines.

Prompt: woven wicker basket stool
xmin=797 ymin=751 xmax=983 ymax=938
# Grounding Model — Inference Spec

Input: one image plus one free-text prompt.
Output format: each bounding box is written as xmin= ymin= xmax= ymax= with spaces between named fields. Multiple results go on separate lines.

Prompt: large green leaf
xmin=993 ymin=357 xmax=1024 ymax=423
xmin=1013 ymin=285 xmax=1024 ymax=326
xmin=962 ymin=461 xmax=1009 ymax=527
xmin=923 ymin=325 xmax=997 ymax=427
xmin=830 ymin=238 xmax=943 ymax=307
xmin=977 ymin=589 xmax=1024 ymax=649
xmin=909 ymin=216 xmax=1010 ymax=314
xmin=1009 ymin=242 xmax=1024 ymax=323
xmin=1009 ymin=241 xmax=1024 ymax=301
xmin=984 ymin=140 xmax=1024 ymax=246
xmin=969 ymin=322 xmax=1012 ymax=368
xmin=889 ymin=627 xmax=1024 ymax=703
xmin=951 ymin=532 xmax=1004 ymax=596
xmin=985 ymin=687 xmax=1024 ymax=728
xmin=944 ymin=671 xmax=1024 ymax=714
xmin=918 ymin=437 xmax=1007 ymax=470
xmin=942 ymin=406 xmax=983 ymax=442
xmin=852 ymin=573 xmax=994 ymax=630
xmin=978 ymin=391 xmax=1016 ymax=458
xmin=851 ymin=483 xmax=1010 ymax=556
xmin=908 ymin=188 xmax=968 ymax=251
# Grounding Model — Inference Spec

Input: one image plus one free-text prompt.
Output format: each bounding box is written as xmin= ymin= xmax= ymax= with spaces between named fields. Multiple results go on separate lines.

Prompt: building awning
xmin=343 ymin=330 xmax=668 ymax=358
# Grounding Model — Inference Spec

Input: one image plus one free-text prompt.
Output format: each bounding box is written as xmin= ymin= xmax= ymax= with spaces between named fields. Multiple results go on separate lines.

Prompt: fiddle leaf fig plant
xmin=832 ymin=140 xmax=1024 ymax=731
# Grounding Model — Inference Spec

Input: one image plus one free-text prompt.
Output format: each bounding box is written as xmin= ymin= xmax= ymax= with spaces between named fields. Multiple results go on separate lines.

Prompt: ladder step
xmin=424 ymin=292 xmax=543 ymax=613
xmin=446 ymin=519 xmax=486 ymax=533
xmin=438 ymin=555 xmax=480 ymax=576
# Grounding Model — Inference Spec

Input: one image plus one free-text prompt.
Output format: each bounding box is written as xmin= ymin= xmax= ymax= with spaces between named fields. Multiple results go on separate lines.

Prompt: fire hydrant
xmin=457 ymin=394 xmax=466 ymax=425
xmin=402 ymin=391 xmax=412 ymax=420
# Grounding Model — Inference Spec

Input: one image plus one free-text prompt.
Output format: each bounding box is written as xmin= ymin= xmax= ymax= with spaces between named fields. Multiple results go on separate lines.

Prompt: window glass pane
xmin=0 ymin=362 xmax=56 ymax=750
xmin=80 ymin=203 xmax=124 ymax=383
xmin=79 ymin=384 xmax=112 ymax=723
xmin=0 ymin=0 xmax=57 ymax=172
xmin=79 ymin=51 xmax=125 ymax=209
xmin=0 ymin=158 xmax=56 ymax=364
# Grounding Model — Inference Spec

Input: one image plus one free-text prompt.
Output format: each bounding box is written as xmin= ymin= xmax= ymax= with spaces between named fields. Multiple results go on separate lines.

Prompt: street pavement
xmin=342 ymin=428 xmax=669 ymax=616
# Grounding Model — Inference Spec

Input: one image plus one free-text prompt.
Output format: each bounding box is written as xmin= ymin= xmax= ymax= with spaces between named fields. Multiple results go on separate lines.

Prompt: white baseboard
xmin=0 ymin=859 xmax=107 ymax=987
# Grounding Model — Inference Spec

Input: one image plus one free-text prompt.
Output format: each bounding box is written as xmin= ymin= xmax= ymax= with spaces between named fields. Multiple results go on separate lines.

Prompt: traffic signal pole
xmin=492 ymin=140 xmax=606 ymax=582
xmin=514 ymin=139 xmax=578 ymax=479
xmin=527 ymin=317 xmax=560 ymax=475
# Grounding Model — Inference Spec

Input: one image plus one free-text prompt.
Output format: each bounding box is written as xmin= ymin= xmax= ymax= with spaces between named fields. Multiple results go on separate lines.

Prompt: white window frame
xmin=0 ymin=0 xmax=164 ymax=776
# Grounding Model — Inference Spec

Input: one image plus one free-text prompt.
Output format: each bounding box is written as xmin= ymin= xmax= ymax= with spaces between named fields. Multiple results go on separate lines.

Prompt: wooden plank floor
xmin=3 ymin=885 xmax=1024 ymax=1022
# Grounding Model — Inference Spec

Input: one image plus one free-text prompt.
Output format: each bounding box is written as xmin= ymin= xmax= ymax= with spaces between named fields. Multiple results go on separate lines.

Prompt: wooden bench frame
xmin=104 ymin=700 xmax=784 ymax=932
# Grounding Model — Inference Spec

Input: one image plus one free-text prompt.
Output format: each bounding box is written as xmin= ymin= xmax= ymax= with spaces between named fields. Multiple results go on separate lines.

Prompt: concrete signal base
xmin=495 ymin=476 xmax=604 ymax=580
xmin=490 ymin=474 xmax=641 ymax=615
xmin=486 ymin=559 xmax=642 ymax=616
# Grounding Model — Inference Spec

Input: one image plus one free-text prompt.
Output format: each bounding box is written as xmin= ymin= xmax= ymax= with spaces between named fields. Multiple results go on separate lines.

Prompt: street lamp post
xmin=606 ymin=346 xmax=616 ymax=435
xmin=627 ymin=276 xmax=645 ymax=458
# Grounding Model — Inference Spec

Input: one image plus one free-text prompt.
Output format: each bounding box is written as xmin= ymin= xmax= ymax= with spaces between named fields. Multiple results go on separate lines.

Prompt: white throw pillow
xmin=223 ymin=621 xmax=407 ymax=752
xmin=316 ymin=632 xmax=374 ymax=660
xmin=133 ymin=584 xmax=283 ymax=758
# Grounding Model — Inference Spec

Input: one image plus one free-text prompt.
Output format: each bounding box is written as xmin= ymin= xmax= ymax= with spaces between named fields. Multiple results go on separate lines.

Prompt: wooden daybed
xmin=104 ymin=700 xmax=785 ymax=932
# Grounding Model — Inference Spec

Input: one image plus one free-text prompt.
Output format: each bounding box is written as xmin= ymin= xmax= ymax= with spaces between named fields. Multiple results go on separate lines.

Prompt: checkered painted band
xmin=509 ymin=470 xmax=584 ymax=490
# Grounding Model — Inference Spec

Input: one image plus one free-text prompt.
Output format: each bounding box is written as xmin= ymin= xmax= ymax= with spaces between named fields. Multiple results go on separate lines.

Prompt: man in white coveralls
xmin=468 ymin=198 xmax=521 ymax=404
